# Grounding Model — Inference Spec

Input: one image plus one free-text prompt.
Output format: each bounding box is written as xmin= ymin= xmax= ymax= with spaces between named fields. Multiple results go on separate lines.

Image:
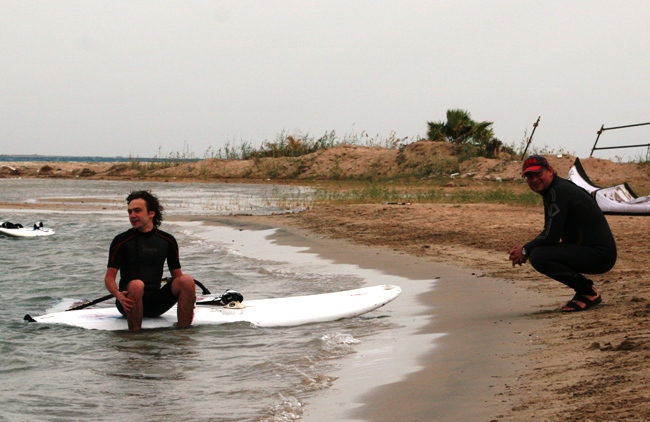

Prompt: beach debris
xmin=614 ymin=339 xmax=636 ymax=351
xmin=590 ymin=339 xmax=637 ymax=351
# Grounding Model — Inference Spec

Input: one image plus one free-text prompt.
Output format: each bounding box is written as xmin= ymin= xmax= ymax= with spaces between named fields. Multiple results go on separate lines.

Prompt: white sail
xmin=567 ymin=158 xmax=650 ymax=215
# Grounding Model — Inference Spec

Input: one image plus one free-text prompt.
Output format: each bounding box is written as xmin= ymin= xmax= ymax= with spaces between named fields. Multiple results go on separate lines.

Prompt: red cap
xmin=522 ymin=155 xmax=549 ymax=174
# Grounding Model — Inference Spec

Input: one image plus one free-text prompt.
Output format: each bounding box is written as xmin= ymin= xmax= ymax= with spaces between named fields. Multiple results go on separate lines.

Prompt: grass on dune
xmin=280 ymin=179 xmax=542 ymax=208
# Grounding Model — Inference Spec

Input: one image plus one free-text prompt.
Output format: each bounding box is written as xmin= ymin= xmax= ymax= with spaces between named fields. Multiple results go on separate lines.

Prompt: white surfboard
xmin=25 ymin=284 xmax=401 ymax=331
xmin=0 ymin=222 xmax=55 ymax=237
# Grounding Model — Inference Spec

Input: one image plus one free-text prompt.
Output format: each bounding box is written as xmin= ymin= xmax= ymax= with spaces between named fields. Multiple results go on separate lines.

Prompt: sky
xmin=1 ymin=1 xmax=649 ymax=160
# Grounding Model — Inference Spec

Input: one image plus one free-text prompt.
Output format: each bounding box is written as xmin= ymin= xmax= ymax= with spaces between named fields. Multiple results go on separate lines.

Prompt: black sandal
xmin=561 ymin=292 xmax=602 ymax=312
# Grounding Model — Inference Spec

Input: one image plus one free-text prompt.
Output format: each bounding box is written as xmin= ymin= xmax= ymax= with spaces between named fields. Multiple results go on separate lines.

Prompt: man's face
xmin=127 ymin=198 xmax=155 ymax=231
xmin=524 ymin=166 xmax=554 ymax=193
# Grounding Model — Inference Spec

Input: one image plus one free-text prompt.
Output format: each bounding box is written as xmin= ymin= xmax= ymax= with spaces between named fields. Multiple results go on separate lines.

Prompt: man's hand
xmin=116 ymin=291 xmax=134 ymax=312
xmin=509 ymin=245 xmax=528 ymax=267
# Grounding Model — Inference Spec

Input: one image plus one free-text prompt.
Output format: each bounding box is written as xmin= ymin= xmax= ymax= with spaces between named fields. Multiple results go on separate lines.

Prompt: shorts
xmin=116 ymin=280 xmax=179 ymax=317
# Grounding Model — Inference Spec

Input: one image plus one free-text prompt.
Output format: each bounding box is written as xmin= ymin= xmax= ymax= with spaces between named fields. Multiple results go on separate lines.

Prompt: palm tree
xmin=427 ymin=109 xmax=494 ymax=147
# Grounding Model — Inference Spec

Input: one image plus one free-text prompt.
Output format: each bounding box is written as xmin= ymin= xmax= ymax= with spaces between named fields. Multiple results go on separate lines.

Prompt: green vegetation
xmin=204 ymin=109 xmax=526 ymax=164
xmin=305 ymin=180 xmax=541 ymax=207
xmin=121 ymin=109 xmax=649 ymax=172
xmin=108 ymin=142 xmax=198 ymax=175
xmin=103 ymin=109 xmax=589 ymax=183
xmin=260 ymin=178 xmax=542 ymax=211
xmin=143 ymin=142 xmax=198 ymax=169
xmin=427 ymin=109 xmax=515 ymax=159
xmin=212 ymin=130 xmax=408 ymax=160
xmin=125 ymin=109 xmax=558 ymax=168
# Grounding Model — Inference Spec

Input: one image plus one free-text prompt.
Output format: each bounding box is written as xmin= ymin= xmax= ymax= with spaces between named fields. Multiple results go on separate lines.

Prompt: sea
xmin=0 ymin=167 xmax=436 ymax=422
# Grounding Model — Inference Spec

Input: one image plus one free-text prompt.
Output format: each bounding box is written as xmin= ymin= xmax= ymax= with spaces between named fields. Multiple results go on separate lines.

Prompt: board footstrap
xmin=223 ymin=301 xmax=245 ymax=309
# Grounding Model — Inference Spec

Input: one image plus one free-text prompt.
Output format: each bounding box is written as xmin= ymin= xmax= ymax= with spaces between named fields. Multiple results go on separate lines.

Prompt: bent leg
xmin=528 ymin=244 xmax=615 ymax=295
xmin=171 ymin=275 xmax=196 ymax=328
xmin=123 ymin=279 xmax=145 ymax=331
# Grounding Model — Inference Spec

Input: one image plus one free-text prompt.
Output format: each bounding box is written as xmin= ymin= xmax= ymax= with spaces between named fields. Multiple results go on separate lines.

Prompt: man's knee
xmin=126 ymin=280 xmax=145 ymax=296
xmin=528 ymin=249 xmax=544 ymax=272
xmin=172 ymin=275 xmax=195 ymax=295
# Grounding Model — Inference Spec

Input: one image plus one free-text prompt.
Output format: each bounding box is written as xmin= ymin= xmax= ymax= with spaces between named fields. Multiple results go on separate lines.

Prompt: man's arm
xmin=104 ymin=267 xmax=133 ymax=312
xmin=525 ymin=186 xmax=571 ymax=253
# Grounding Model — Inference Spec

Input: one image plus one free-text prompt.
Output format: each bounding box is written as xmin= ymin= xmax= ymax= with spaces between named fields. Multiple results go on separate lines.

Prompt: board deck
xmin=25 ymin=284 xmax=401 ymax=330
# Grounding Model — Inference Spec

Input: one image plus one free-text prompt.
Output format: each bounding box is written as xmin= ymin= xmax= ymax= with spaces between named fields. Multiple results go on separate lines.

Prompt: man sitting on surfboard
xmin=104 ymin=190 xmax=196 ymax=331
xmin=509 ymin=155 xmax=617 ymax=312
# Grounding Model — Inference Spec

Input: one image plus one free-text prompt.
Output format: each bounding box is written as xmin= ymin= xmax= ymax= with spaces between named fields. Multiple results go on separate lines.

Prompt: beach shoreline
xmin=204 ymin=215 xmax=557 ymax=421
xmin=212 ymin=203 xmax=650 ymax=421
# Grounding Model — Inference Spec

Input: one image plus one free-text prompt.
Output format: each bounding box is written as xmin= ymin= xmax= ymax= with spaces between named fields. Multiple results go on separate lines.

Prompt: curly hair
xmin=126 ymin=190 xmax=164 ymax=228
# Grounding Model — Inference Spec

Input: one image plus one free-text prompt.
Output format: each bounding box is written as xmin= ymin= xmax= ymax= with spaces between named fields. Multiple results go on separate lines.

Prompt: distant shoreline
xmin=3 ymin=145 xmax=649 ymax=188
xmin=0 ymin=154 xmax=199 ymax=163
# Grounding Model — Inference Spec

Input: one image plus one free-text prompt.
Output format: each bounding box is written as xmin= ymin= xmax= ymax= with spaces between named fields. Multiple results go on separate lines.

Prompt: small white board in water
xmin=27 ymin=284 xmax=401 ymax=331
xmin=0 ymin=223 xmax=55 ymax=238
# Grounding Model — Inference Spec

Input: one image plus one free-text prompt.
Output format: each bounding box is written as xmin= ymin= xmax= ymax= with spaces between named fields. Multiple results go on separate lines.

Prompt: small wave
xmin=298 ymin=373 xmax=337 ymax=392
xmin=100 ymin=370 xmax=186 ymax=381
xmin=259 ymin=393 xmax=304 ymax=422
xmin=320 ymin=332 xmax=362 ymax=357
xmin=225 ymin=248 xmax=243 ymax=256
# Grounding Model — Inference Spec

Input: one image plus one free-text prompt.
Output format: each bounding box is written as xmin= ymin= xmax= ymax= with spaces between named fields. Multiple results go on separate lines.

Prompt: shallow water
xmin=0 ymin=179 xmax=409 ymax=421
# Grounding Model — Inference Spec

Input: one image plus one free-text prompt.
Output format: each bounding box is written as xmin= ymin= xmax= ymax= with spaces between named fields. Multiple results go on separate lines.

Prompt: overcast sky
xmin=1 ymin=1 xmax=649 ymax=160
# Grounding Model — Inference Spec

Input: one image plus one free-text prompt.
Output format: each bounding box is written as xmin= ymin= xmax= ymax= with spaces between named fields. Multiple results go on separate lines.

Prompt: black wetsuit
xmin=107 ymin=228 xmax=182 ymax=316
xmin=524 ymin=176 xmax=617 ymax=295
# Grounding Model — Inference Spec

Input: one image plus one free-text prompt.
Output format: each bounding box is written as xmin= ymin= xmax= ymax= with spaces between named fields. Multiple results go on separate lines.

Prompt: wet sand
xmin=209 ymin=215 xmax=557 ymax=421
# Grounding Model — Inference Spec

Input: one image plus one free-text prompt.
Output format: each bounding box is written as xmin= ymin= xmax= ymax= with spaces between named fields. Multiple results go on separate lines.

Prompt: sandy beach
xmin=3 ymin=152 xmax=650 ymax=421
xmin=260 ymin=204 xmax=650 ymax=421
xmin=180 ymin=199 xmax=650 ymax=422
xmin=257 ymin=203 xmax=650 ymax=422
xmin=213 ymin=214 xmax=555 ymax=421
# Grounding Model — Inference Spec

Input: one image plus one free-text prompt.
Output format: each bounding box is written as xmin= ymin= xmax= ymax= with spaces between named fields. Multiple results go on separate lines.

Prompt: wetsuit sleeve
xmin=156 ymin=230 xmax=181 ymax=271
xmin=167 ymin=239 xmax=181 ymax=271
xmin=107 ymin=236 xmax=122 ymax=269
xmin=107 ymin=231 xmax=136 ymax=271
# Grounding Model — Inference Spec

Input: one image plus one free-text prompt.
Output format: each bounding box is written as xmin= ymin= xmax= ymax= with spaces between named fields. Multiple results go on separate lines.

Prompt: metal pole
xmin=591 ymin=143 xmax=650 ymax=151
xmin=590 ymin=124 xmax=605 ymax=158
xmin=521 ymin=116 xmax=540 ymax=160
xmin=599 ymin=122 xmax=650 ymax=131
